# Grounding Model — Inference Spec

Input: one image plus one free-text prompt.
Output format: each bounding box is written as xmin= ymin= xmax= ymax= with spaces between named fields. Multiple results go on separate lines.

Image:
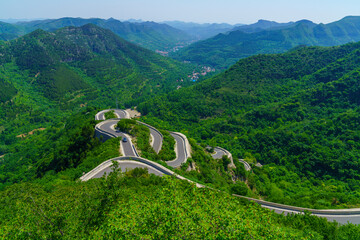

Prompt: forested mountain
xmin=139 ymin=42 xmax=360 ymax=208
xmin=232 ymin=19 xmax=295 ymax=33
xmin=1 ymin=23 xmax=193 ymax=101
xmin=0 ymin=24 xmax=195 ymax=155
xmin=163 ymin=21 xmax=236 ymax=40
xmin=3 ymin=17 xmax=193 ymax=51
xmin=0 ymin=21 xmax=26 ymax=41
xmin=173 ymin=16 xmax=360 ymax=68
xmin=2 ymin=18 xmax=360 ymax=238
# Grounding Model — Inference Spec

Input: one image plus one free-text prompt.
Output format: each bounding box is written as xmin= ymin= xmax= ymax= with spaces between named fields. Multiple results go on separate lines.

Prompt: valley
xmin=1 ymin=13 xmax=360 ymax=238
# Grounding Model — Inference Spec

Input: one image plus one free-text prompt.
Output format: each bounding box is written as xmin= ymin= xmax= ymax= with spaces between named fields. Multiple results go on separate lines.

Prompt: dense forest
xmin=139 ymin=42 xmax=360 ymax=208
xmin=4 ymin=167 xmax=360 ymax=239
xmin=0 ymin=17 xmax=193 ymax=51
xmin=0 ymin=24 xmax=202 ymax=150
xmin=2 ymin=21 xmax=360 ymax=237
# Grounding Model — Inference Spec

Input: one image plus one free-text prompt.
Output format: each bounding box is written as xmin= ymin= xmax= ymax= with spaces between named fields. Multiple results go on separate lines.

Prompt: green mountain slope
xmin=173 ymin=16 xmax=360 ymax=68
xmin=233 ymin=19 xmax=295 ymax=33
xmin=0 ymin=24 xmax=195 ymax=151
xmin=0 ymin=21 xmax=26 ymax=41
xmin=3 ymin=169 xmax=357 ymax=239
xmin=139 ymin=42 xmax=360 ymax=208
xmin=14 ymin=17 xmax=193 ymax=51
xmin=1 ymin=24 xmax=193 ymax=100
xmin=0 ymin=78 xmax=17 ymax=103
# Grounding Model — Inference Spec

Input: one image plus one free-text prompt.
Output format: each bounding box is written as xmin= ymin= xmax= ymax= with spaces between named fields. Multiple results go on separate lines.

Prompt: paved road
xmin=96 ymin=109 xmax=163 ymax=154
xmin=91 ymin=160 xmax=166 ymax=178
xmin=166 ymin=132 xmax=187 ymax=168
xmin=261 ymin=204 xmax=360 ymax=225
xmin=90 ymin=110 xmax=360 ymax=224
xmin=149 ymin=128 xmax=162 ymax=154
xmin=97 ymin=120 xmax=138 ymax=157
xmin=238 ymin=159 xmax=251 ymax=171
xmin=212 ymin=147 xmax=226 ymax=159
xmin=95 ymin=109 xmax=127 ymax=120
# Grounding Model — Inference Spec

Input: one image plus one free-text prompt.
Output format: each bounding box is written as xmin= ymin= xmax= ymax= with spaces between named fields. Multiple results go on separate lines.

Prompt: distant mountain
xmin=0 ymin=24 xmax=193 ymax=102
xmin=2 ymin=17 xmax=193 ymax=51
xmin=163 ymin=21 xmax=239 ymax=40
xmin=125 ymin=19 xmax=144 ymax=23
xmin=232 ymin=19 xmax=295 ymax=33
xmin=173 ymin=16 xmax=360 ymax=68
xmin=0 ymin=21 xmax=26 ymax=41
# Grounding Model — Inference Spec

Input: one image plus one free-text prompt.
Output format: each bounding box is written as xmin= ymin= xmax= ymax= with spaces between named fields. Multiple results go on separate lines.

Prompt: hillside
xmin=173 ymin=16 xmax=360 ymax=68
xmin=3 ymin=167 xmax=358 ymax=239
xmin=0 ymin=21 xmax=26 ymax=41
xmin=0 ymin=24 xmax=196 ymax=154
xmin=139 ymin=42 xmax=360 ymax=208
xmin=6 ymin=17 xmax=193 ymax=51
xmin=233 ymin=19 xmax=295 ymax=33
xmin=2 ymin=22 xmax=360 ymax=237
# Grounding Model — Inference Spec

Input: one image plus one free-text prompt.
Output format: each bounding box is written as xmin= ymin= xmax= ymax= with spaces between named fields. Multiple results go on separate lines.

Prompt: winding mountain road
xmin=96 ymin=120 xmax=138 ymax=157
xmin=85 ymin=109 xmax=360 ymax=225
xmin=95 ymin=109 xmax=191 ymax=168
xmin=95 ymin=109 xmax=129 ymax=120
xmin=165 ymin=132 xmax=189 ymax=168
xmin=95 ymin=109 xmax=163 ymax=155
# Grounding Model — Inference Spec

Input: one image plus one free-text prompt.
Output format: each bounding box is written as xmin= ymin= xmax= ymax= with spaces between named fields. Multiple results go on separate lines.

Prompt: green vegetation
xmin=1 ymin=23 xmax=195 ymax=105
xmin=139 ymin=42 xmax=360 ymax=208
xmin=2 ymin=20 xmax=360 ymax=236
xmin=0 ymin=21 xmax=26 ymax=41
xmin=158 ymin=130 xmax=176 ymax=161
xmin=116 ymin=119 xmax=167 ymax=162
xmin=132 ymin=124 xmax=160 ymax=161
xmin=0 ymin=78 xmax=17 ymax=103
xmin=3 ymin=168 xmax=360 ymax=239
xmin=104 ymin=110 xmax=117 ymax=119
xmin=116 ymin=119 xmax=136 ymax=132
xmin=0 ymin=108 xmax=120 ymax=189
xmin=3 ymin=17 xmax=193 ymax=51
xmin=0 ymin=24 xmax=196 ymax=162
xmin=173 ymin=16 xmax=360 ymax=68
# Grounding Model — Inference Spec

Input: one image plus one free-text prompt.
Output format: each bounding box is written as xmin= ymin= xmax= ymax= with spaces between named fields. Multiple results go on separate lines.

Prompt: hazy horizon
xmin=0 ymin=15 xmax=358 ymax=26
xmin=1 ymin=0 xmax=360 ymax=25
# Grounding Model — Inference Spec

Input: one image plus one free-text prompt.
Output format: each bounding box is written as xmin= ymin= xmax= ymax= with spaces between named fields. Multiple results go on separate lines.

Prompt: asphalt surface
xmin=98 ymin=120 xmax=137 ymax=157
xmin=238 ymin=159 xmax=252 ymax=171
xmin=96 ymin=109 xmax=163 ymax=154
xmin=261 ymin=204 xmax=360 ymax=225
xmin=91 ymin=161 xmax=166 ymax=178
xmin=149 ymin=128 xmax=162 ymax=154
xmin=166 ymin=133 xmax=186 ymax=168
xmin=95 ymin=109 xmax=127 ymax=120
xmin=212 ymin=147 xmax=226 ymax=159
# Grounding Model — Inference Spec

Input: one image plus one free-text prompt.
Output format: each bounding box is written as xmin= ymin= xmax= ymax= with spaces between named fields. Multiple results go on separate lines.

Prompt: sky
xmin=1 ymin=0 xmax=360 ymax=24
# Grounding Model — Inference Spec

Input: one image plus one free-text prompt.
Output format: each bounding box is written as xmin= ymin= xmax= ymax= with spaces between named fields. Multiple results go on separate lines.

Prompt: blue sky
xmin=1 ymin=0 xmax=360 ymax=24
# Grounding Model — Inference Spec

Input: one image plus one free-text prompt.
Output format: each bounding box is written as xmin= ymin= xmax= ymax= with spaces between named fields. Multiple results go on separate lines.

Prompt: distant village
xmin=176 ymin=66 xmax=215 ymax=90
xmin=156 ymin=45 xmax=186 ymax=56
xmin=189 ymin=66 xmax=215 ymax=81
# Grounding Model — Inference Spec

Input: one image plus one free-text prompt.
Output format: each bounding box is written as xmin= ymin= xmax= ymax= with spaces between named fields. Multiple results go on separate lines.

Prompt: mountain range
xmin=173 ymin=16 xmax=360 ymax=68
xmin=0 ymin=17 xmax=194 ymax=51
xmin=2 ymin=15 xmax=360 ymax=237
xmin=0 ymin=23 xmax=194 ymax=121
xmin=163 ymin=21 xmax=241 ymax=40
